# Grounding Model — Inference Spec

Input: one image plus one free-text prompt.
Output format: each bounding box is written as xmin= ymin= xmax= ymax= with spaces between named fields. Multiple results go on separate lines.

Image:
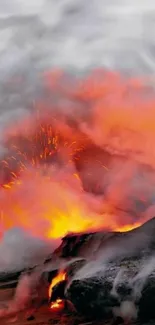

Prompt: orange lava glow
xmin=48 ymin=270 xmax=66 ymax=301
xmin=115 ymin=222 xmax=141 ymax=233
xmin=50 ymin=299 xmax=64 ymax=310
xmin=0 ymin=69 xmax=155 ymax=239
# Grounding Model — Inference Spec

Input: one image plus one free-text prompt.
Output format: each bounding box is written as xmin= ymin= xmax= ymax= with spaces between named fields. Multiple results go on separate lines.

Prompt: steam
xmin=113 ymin=256 xmax=155 ymax=321
xmin=0 ymin=228 xmax=58 ymax=271
xmin=0 ymin=0 xmax=155 ymax=76
xmin=132 ymin=256 xmax=155 ymax=299
xmin=68 ymin=254 xmax=155 ymax=322
xmin=12 ymin=274 xmax=32 ymax=311
xmin=0 ymin=274 xmax=33 ymax=319
xmin=0 ymin=0 xmax=155 ymax=133
xmin=0 ymin=271 xmax=44 ymax=320
xmin=113 ymin=301 xmax=138 ymax=321
xmin=110 ymin=268 xmax=125 ymax=298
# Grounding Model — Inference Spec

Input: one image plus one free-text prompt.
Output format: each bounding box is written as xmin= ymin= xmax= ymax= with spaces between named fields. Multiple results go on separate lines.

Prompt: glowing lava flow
xmin=48 ymin=270 xmax=66 ymax=310
xmin=115 ymin=222 xmax=141 ymax=233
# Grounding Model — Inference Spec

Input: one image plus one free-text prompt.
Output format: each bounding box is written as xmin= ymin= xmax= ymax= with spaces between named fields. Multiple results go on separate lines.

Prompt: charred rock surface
xmin=1 ymin=218 xmax=155 ymax=323
xmin=66 ymin=260 xmax=136 ymax=319
xmin=67 ymin=276 xmax=118 ymax=318
xmin=52 ymin=217 xmax=155 ymax=262
xmin=138 ymin=276 xmax=155 ymax=321
xmin=49 ymin=218 xmax=155 ymax=322
xmin=63 ymin=254 xmax=155 ymax=323
xmin=66 ymin=262 xmax=155 ymax=322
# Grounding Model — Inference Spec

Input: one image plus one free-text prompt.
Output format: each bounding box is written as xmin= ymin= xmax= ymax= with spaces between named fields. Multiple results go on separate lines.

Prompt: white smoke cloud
xmin=0 ymin=0 xmax=154 ymax=137
xmin=0 ymin=227 xmax=58 ymax=272
xmin=0 ymin=0 xmax=154 ymax=75
xmin=113 ymin=300 xmax=138 ymax=321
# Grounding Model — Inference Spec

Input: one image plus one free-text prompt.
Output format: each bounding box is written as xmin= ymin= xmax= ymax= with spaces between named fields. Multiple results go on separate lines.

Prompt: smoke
xmin=113 ymin=300 xmax=138 ymax=321
xmin=0 ymin=0 xmax=154 ymax=131
xmin=0 ymin=274 xmax=33 ymax=319
xmin=12 ymin=274 xmax=33 ymax=311
xmin=0 ymin=270 xmax=46 ymax=320
xmin=111 ymin=256 xmax=155 ymax=321
xmin=110 ymin=268 xmax=126 ymax=298
xmin=0 ymin=227 xmax=58 ymax=271
xmin=0 ymin=0 xmax=155 ymax=77
xmin=131 ymin=256 xmax=155 ymax=300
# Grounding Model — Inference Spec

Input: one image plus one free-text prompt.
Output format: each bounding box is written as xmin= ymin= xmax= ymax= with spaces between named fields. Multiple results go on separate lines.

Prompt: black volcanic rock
xmin=66 ymin=259 xmax=86 ymax=277
xmin=66 ymin=276 xmax=119 ymax=318
xmin=52 ymin=217 xmax=155 ymax=262
xmin=53 ymin=218 xmax=155 ymax=322
xmin=1 ymin=218 xmax=155 ymax=323
xmin=66 ymin=259 xmax=137 ymax=319
xmin=66 ymin=259 xmax=155 ymax=322
xmin=138 ymin=276 xmax=155 ymax=321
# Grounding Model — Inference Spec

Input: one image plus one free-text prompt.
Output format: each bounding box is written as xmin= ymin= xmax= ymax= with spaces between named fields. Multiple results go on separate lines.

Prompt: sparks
xmin=0 ymin=70 xmax=154 ymax=239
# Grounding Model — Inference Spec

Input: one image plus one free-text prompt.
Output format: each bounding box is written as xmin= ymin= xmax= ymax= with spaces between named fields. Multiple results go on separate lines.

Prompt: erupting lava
xmin=0 ymin=69 xmax=155 ymax=239
xmin=48 ymin=270 xmax=66 ymax=310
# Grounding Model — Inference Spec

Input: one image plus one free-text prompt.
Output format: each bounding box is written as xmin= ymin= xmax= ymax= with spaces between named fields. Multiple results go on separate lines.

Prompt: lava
xmin=50 ymin=299 xmax=64 ymax=310
xmin=0 ymin=70 xmax=155 ymax=239
xmin=48 ymin=270 xmax=66 ymax=309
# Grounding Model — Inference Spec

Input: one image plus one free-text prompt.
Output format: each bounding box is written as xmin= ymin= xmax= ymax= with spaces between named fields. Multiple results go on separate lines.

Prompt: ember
xmin=50 ymin=299 xmax=64 ymax=310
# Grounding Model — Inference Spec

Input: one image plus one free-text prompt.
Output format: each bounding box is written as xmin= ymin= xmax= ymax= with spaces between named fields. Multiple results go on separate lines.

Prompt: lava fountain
xmin=0 ymin=70 xmax=155 ymax=240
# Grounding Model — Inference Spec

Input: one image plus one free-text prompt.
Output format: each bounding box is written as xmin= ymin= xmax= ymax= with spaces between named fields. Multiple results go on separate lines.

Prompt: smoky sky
xmin=0 ymin=0 xmax=154 ymax=126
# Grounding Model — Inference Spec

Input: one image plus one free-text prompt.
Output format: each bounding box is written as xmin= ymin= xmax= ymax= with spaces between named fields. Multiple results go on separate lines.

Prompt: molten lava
xmin=50 ymin=299 xmax=64 ymax=310
xmin=48 ymin=270 xmax=66 ymax=309
xmin=0 ymin=70 xmax=155 ymax=239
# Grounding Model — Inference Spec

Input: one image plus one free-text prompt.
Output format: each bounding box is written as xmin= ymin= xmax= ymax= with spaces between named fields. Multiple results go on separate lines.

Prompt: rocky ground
xmin=1 ymin=218 xmax=155 ymax=324
xmin=38 ymin=217 xmax=155 ymax=323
